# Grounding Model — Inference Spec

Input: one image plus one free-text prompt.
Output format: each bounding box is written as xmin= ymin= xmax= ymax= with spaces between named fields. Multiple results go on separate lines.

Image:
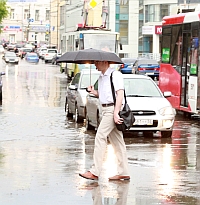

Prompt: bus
xmin=61 ymin=25 xmax=120 ymax=79
xmin=159 ymin=11 xmax=200 ymax=116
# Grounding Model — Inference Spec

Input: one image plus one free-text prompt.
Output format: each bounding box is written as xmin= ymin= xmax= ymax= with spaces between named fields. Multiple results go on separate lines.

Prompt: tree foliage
xmin=0 ymin=0 xmax=9 ymax=25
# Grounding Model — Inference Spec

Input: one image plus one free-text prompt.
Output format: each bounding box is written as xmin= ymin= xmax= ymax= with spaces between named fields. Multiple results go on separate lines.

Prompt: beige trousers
xmin=90 ymin=106 xmax=129 ymax=176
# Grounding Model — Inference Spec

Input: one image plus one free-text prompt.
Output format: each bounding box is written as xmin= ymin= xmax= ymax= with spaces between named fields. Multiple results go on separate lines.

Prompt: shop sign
xmin=3 ymin=25 xmax=21 ymax=31
xmin=155 ymin=26 xmax=162 ymax=35
xmin=30 ymin=26 xmax=46 ymax=32
xmin=142 ymin=26 xmax=154 ymax=35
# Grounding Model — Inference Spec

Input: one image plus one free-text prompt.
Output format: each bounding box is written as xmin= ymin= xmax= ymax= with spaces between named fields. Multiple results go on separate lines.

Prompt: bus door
xmin=180 ymin=31 xmax=191 ymax=107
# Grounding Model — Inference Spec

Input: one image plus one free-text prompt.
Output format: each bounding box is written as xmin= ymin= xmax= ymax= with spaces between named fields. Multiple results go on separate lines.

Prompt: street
xmin=0 ymin=56 xmax=200 ymax=205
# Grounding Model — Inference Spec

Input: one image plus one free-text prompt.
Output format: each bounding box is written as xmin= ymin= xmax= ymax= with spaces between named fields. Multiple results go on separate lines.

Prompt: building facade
xmin=1 ymin=1 xmax=50 ymax=45
xmin=51 ymin=0 xmax=200 ymax=58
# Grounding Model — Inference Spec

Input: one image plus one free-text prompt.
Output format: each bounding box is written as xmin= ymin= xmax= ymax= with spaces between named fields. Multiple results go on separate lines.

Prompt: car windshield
xmin=27 ymin=53 xmax=37 ymax=56
xmin=124 ymin=78 xmax=162 ymax=97
xmin=5 ymin=52 xmax=16 ymax=57
xmin=23 ymin=49 xmax=32 ymax=52
xmin=80 ymin=74 xmax=100 ymax=89
xmin=48 ymin=50 xmax=57 ymax=53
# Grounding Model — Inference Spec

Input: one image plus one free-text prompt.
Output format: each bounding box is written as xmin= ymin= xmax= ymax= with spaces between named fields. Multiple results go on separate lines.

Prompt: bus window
xmin=171 ymin=25 xmax=182 ymax=66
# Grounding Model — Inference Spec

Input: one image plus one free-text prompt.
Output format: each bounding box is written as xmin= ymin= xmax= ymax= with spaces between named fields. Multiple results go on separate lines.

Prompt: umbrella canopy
xmin=57 ymin=48 xmax=123 ymax=64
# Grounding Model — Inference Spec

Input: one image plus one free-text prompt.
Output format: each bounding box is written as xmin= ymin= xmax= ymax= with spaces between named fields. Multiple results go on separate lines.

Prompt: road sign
xmin=89 ymin=0 xmax=97 ymax=8
xmin=28 ymin=18 xmax=34 ymax=23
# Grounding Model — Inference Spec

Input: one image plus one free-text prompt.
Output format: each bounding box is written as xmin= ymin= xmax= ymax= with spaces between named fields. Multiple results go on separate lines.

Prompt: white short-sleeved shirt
xmin=98 ymin=67 xmax=124 ymax=105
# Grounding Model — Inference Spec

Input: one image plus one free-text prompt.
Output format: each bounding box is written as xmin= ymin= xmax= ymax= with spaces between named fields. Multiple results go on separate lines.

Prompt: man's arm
xmin=113 ymin=89 xmax=124 ymax=124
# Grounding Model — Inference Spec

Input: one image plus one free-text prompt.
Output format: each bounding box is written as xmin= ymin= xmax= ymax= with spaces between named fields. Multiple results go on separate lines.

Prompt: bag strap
xmin=110 ymin=71 xmax=127 ymax=106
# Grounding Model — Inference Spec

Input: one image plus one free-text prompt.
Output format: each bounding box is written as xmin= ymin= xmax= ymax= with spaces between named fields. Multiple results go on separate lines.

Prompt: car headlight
xmin=6 ymin=58 xmax=9 ymax=61
xmin=159 ymin=106 xmax=176 ymax=116
xmin=15 ymin=58 xmax=18 ymax=61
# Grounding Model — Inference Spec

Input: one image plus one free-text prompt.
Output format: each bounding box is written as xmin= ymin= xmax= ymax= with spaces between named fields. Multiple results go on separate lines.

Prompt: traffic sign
xmin=89 ymin=0 xmax=97 ymax=8
xmin=28 ymin=18 xmax=34 ymax=23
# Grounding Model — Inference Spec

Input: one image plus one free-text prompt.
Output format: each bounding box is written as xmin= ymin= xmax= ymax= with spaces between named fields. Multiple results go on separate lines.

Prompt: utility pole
xmin=27 ymin=3 xmax=31 ymax=42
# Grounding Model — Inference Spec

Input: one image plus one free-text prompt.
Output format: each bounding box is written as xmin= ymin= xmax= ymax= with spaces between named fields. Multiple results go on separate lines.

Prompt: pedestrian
xmin=79 ymin=61 xmax=130 ymax=181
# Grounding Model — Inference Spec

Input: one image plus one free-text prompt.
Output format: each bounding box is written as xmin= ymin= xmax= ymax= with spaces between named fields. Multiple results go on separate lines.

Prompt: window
xmin=24 ymin=9 xmax=29 ymax=20
xmin=160 ymin=4 xmax=169 ymax=21
xmin=35 ymin=10 xmax=39 ymax=21
xmin=46 ymin=10 xmax=50 ymax=21
xmin=10 ymin=9 xmax=15 ymax=19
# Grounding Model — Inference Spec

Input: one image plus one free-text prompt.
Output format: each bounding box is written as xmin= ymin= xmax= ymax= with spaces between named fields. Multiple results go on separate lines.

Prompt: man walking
xmin=79 ymin=61 xmax=130 ymax=180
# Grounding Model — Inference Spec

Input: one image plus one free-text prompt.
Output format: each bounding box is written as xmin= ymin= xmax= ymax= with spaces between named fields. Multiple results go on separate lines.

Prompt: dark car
xmin=119 ymin=58 xmax=137 ymax=74
xmin=0 ymin=72 xmax=5 ymax=101
xmin=18 ymin=48 xmax=32 ymax=59
xmin=134 ymin=59 xmax=160 ymax=80
xmin=25 ymin=52 xmax=39 ymax=64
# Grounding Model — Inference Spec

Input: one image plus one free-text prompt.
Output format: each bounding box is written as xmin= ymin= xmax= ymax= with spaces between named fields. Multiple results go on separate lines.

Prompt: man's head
xmin=94 ymin=61 xmax=109 ymax=73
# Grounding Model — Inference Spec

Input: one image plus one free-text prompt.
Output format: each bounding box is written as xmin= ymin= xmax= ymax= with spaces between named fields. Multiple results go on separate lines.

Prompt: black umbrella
xmin=57 ymin=48 xmax=123 ymax=64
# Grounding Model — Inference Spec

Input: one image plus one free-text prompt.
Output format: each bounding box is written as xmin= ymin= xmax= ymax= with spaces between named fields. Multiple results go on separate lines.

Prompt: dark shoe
xmin=108 ymin=175 xmax=130 ymax=180
xmin=79 ymin=171 xmax=98 ymax=180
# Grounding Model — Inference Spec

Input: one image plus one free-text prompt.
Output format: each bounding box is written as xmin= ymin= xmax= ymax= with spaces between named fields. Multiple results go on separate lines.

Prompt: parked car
xmin=0 ymin=72 xmax=5 ymax=101
xmin=18 ymin=48 xmax=32 ymax=59
xmin=25 ymin=52 xmax=39 ymax=64
xmin=51 ymin=53 xmax=62 ymax=65
xmin=7 ymin=43 xmax=16 ymax=51
xmin=44 ymin=49 xmax=58 ymax=63
xmin=65 ymin=69 xmax=100 ymax=123
xmin=85 ymin=74 xmax=176 ymax=138
xmin=133 ymin=58 xmax=160 ymax=79
xmin=2 ymin=52 xmax=19 ymax=64
xmin=119 ymin=58 xmax=137 ymax=74
xmin=38 ymin=48 xmax=47 ymax=59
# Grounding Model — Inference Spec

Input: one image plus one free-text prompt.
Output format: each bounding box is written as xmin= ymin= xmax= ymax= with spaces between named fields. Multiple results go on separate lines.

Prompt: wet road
xmin=0 ymin=56 xmax=200 ymax=205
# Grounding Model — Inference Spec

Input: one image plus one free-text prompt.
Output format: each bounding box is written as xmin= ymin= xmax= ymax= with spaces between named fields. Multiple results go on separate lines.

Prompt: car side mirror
xmin=163 ymin=91 xmax=172 ymax=98
xmin=69 ymin=84 xmax=78 ymax=90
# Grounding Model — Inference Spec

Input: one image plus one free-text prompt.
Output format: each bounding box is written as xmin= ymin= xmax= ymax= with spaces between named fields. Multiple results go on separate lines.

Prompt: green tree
xmin=0 ymin=0 xmax=9 ymax=26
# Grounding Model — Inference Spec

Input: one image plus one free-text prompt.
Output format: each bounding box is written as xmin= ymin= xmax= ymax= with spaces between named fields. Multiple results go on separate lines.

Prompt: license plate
xmin=146 ymin=73 xmax=154 ymax=75
xmin=134 ymin=119 xmax=153 ymax=125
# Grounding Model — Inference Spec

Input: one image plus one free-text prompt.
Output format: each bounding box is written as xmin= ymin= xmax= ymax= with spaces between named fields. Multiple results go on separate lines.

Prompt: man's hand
xmin=86 ymin=86 xmax=99 ymax=97
xmin=114 ymin=112 xmax=123 ymax=124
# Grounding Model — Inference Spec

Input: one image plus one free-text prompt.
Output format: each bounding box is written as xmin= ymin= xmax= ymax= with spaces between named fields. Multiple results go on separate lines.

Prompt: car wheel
xmin=45 ymin=60 xmax=48 ymax=63
xmin=74 ymin=105 xmax=82 ymax=123
xmin=85 ymin=115 xmax=94 ymax=130
xmin=143 ymin=131 xmax=154 ymax=137
xmin=65 ymin=98 xmax=73 ymax=118
xmin=0 ymin=92 xmax=2 ymax=101
xmin=161 ymin=131 xmax=172 ymax=138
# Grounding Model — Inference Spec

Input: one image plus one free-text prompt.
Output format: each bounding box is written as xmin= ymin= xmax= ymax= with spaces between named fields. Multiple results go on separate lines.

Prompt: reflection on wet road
xmin=0 ymin=57 xmax=200 ymax=204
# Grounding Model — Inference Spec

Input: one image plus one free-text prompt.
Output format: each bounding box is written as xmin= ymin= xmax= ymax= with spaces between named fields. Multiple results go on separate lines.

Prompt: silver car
xmin=2 ymin=52 xmax=19 ymax=64
xmin=65 ymin=69 xmax=100 ymax=123
xmin=85 ymin=74 xmax=176 ymax=138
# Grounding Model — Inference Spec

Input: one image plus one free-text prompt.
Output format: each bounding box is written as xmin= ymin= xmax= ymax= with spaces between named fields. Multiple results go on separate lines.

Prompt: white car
xmin=44 ymin=49 xmax=58 ymax=63
xmin=38 ymin=48 xmax=47 ymax=59
xmin=65 ymin=69 xmax=100 ymax=123
xmin=85 ymin=74 xmax=176 ymax=138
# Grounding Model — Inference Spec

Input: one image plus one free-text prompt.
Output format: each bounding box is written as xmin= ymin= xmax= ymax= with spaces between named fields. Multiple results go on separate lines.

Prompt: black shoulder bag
xmin=110 ymin=72 xmax=135 ymax=132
